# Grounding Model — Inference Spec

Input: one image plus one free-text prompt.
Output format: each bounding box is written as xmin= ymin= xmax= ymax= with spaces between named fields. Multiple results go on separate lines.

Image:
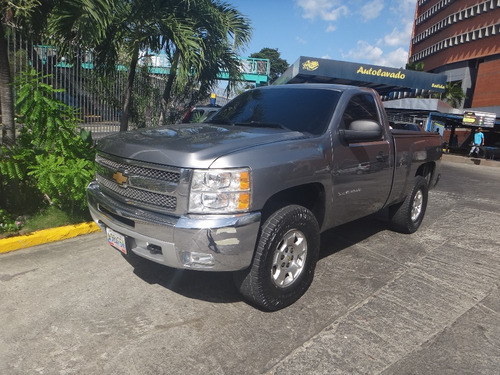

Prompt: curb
xmin=441 ymin=153 xmax=500 ymax=167
xmin=0 ymin=222 xmax=101 ymax=254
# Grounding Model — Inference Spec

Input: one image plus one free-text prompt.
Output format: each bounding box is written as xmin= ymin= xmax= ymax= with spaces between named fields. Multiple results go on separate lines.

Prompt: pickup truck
xmin=87 ymin=83 xmax=442 ymax=311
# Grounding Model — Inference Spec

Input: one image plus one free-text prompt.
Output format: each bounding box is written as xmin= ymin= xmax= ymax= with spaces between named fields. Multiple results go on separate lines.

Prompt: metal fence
xmin=4 ymin=29 xmax=181 ymax=139
xmin=3 ymin=28 xmax=269 ymax=140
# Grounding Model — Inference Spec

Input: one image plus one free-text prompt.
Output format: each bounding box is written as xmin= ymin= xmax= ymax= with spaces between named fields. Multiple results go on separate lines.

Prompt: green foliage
xmin=130 ymin=65 xmax=163 ymax=128
xmin=28 ymin=153 xmax=95 ymax=212
xmin=15 ymin=69 xmax=83 ymax=152
xmin=432 ymin=81 xmax=467 ymax=108
xmin=20 ymin=205 xmax=90 ymax=235
xmin=406 ymin=61 xmax=425 ymax=71
xmin=0 ymin=135 xmax=44 ymax=217
xmin=250 ymin=48 xmax=289 ymax=83
xmin=0 ymin=208 xmax=23 ymax=234
xmin=191 ymin=111 xmax=204 ymax=123
xmin=0 ymin=68 xmax=96 ymax=219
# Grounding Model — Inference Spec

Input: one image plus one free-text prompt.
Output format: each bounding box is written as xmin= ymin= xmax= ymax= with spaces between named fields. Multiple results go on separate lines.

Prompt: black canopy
xmin=274 ymin=56 xmax=447 ymax=96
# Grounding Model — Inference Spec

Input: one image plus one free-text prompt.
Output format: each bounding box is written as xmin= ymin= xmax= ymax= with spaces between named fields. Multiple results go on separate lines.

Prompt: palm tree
xmin=66 ymin=0 xmax=251 ymax=131
xmin=1 ymin=0 xmax=114 ymax=145
xmin=438 ymin=82 xmax=466 ymax=108
xmin=3 ymin=0 xmax=251 ymax=134
xmin=163 ymin=0 xmax=252 ymax=111
xmin=1 ymin=0 xmax=44 ymax=146
xmin=0 ymin=13 xmax=15 ymax=146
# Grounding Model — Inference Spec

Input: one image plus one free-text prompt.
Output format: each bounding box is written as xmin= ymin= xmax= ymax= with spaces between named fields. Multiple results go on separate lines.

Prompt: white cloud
xmin=377 ymin=0 xmax=416 ymax=48
xmin=296 ymin=0 xmax=348 ymax=22
xmin=295 ymin=0 xmax=414 ymax=67
xmin=389 ymin=0 xmax=417 ymax=19
xmin=360 ymin=0 xmax=384 ymax=22
xmin=296 ymin=36 xmax=307 ymax=45
xmin=342 ymin=41 xmax=383 ymax=64
xmin=382 ymin=22 xmax=413 ymax=47
xmin=382 ymin=47 xmax=409 ymax=68
xmin=326 ymin=24 xmax=337 ymax=32
xmin=342 ymin=41 xmax=408 ymax=68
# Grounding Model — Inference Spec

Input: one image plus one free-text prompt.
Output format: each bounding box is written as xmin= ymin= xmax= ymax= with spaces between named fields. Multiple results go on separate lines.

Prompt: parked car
xmin=181 ymin=105 xmax=221 ymax=123
xmin=389 ymin=121 xmax=423 ymax=131
xmin=484 ymin=143 xmax=500 ymax=160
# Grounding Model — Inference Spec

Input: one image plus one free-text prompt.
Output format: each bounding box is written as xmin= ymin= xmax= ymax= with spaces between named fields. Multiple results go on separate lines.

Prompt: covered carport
xmin=384 ymin=98 xmax=500 ymax=158
xmin=426 ymin=111 xmax=500 ymax=159
xmin=274 ymin=56 xmax=447 ymax=98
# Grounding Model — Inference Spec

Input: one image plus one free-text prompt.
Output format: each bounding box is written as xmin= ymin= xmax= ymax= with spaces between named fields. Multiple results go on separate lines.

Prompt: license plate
xmin=106 ymin=227 xmax=127 ymax=255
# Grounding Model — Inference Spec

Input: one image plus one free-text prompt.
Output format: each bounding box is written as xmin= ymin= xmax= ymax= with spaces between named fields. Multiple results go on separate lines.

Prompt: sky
xmin=231 ymin=0 xmax=418 ymax=69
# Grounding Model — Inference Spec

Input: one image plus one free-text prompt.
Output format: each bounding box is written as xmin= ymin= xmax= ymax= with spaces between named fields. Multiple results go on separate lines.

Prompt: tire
xmin=389 ymin=176 xmax=429 ymax=234
xmin=234 ymin=205 xmax=320 ymax=311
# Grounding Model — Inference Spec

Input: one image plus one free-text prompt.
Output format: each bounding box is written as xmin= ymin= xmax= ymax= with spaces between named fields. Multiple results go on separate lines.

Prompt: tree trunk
xmin=160 ymin=49 xmax=180 ymax=123
xmin=0 ymin=25 xmax=16 ymax=146
xmin=120 ymin=44 xmax=140 ymax=132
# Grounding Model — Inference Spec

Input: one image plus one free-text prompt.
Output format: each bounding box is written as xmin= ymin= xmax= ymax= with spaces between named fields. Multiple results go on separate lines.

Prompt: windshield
xmin=209 ymin=87 xmax=341 ymax=135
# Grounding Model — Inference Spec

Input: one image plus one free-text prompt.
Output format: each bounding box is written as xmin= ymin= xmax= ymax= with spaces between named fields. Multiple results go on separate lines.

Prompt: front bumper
xmin=87 ymin=181 xmax=261 ymax=271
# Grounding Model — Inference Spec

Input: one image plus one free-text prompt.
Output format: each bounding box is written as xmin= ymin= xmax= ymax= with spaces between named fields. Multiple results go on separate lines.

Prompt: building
xmin=408 ymin=0 xmax=500 ymax=115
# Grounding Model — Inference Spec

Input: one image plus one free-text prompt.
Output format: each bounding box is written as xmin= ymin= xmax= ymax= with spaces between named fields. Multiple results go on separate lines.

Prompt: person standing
xmin=469 ymin=127 xmax=484 ymax=157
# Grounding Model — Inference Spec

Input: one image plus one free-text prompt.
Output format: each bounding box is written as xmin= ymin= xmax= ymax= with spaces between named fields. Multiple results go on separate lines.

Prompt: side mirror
xmin=340 ymin=120 xmax=383 ymax=142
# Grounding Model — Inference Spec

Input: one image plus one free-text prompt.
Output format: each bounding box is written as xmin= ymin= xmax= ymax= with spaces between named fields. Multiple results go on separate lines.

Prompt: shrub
xmin=0 ymin=69 xmax=96 ymax=218
xmin=0 ymin=209 xmax=22 ymax=234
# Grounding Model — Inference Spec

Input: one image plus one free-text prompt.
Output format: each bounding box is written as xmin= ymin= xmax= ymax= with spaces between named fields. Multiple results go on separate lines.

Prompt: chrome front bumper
xmin=87 ymin=181 xmax=261 ymax=271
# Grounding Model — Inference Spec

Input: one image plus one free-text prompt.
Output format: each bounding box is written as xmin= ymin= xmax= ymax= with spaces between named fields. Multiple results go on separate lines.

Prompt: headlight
xmin=189 ymin=168 xmax=251 ymax=213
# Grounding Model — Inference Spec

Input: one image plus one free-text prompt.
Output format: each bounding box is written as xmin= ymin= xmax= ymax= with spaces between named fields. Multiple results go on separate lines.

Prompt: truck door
xmin=331 ymin=93 xmax=393 ymax=225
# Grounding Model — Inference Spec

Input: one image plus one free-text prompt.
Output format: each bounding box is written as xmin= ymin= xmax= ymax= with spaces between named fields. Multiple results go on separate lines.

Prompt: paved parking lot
xmin=1 ymin=160 xmax=499 ymax=374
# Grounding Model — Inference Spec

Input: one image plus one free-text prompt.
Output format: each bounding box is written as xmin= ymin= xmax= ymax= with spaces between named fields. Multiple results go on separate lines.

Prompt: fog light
xmin=182 ymin=251 xmax=215 ymax=268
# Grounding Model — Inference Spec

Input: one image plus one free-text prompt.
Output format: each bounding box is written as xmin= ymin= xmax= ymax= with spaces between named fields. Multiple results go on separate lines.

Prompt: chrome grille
xmin=96 ymin=175 xmax=177 ymax=210
xmin=96 ymin=154 xmax=180 ymax=182
xmin=95 ymin=154 xmax=181 ymax=212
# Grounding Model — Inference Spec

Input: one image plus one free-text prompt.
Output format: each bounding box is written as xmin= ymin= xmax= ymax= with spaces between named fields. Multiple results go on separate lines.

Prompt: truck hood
xmin=96 ymin=123 xmax=306 ymax=168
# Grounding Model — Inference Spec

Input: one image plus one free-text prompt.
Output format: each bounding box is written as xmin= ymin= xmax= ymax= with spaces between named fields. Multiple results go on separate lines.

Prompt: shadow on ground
xmin=122 ymin=214 xmax=389 ymax=306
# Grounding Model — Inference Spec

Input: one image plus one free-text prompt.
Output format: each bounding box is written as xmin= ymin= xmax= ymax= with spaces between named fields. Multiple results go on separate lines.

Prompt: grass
xmin=1 ymin=206 xmax=91 ymax=238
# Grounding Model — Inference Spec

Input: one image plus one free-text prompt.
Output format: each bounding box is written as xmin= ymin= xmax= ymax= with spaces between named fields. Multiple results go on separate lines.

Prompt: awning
xmin=274 ymin=56 xmax=447 ymax=96
xmin=383 ymin=98 xmax=462 ymax=114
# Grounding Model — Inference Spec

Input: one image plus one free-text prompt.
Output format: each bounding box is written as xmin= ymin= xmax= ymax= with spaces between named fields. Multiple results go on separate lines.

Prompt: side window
xmin=341 ymin=94 xmax=381 ymax=130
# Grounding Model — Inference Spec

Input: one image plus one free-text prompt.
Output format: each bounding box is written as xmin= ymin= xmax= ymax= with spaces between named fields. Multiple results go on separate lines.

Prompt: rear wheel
xmin=389 ymin=176 xmax=428 ymax=234
xmin=234 ymin=205 xmax=320 ymax=311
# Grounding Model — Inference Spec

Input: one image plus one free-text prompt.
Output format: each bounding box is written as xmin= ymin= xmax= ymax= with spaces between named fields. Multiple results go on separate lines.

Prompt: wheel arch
xmin=415 ymin=161 xmax=436 ymax=187
xmin=260 ymin=183 xmax=326 ymax=228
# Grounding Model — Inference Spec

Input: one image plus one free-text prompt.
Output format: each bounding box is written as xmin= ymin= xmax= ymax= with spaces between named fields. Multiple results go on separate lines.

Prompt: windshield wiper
xmin=235 ymin=121 xmax=289 ymax=130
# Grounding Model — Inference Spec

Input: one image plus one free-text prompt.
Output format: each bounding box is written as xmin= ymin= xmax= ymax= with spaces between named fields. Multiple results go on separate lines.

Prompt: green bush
xmin=0 ymin=208 xmax=22 ymax=234
xmin=0 ymin=69 xmax=96 ymax=220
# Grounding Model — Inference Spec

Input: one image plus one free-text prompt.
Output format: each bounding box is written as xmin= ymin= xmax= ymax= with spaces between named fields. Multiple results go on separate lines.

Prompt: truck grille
xmin=95 ymin=154 xmax=181 ymax=212
xmin=96 ymin=155 xmax=180 ymax=183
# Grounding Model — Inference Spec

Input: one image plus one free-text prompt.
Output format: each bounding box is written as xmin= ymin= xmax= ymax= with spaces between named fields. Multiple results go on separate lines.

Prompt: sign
xmin=281 ymin=56 xmax=448 ymax=93
xmin=462 ymin=111 xmax=496 ymax=128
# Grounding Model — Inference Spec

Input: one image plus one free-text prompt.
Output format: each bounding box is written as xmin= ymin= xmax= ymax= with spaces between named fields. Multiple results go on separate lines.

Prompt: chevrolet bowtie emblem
xmin=112 ymin=171 xmax=128 ymax=185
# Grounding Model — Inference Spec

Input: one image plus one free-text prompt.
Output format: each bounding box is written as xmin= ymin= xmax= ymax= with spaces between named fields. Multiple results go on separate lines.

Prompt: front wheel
xmin=234 ymin=205 xmax=320 ymax=311
xmin=389 ymin=176 xmax=429 ymax=234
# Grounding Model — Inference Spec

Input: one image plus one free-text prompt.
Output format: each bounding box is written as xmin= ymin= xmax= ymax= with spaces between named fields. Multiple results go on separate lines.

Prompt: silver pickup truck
xmin=87 ymin=84 xmax=442 ymax=310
